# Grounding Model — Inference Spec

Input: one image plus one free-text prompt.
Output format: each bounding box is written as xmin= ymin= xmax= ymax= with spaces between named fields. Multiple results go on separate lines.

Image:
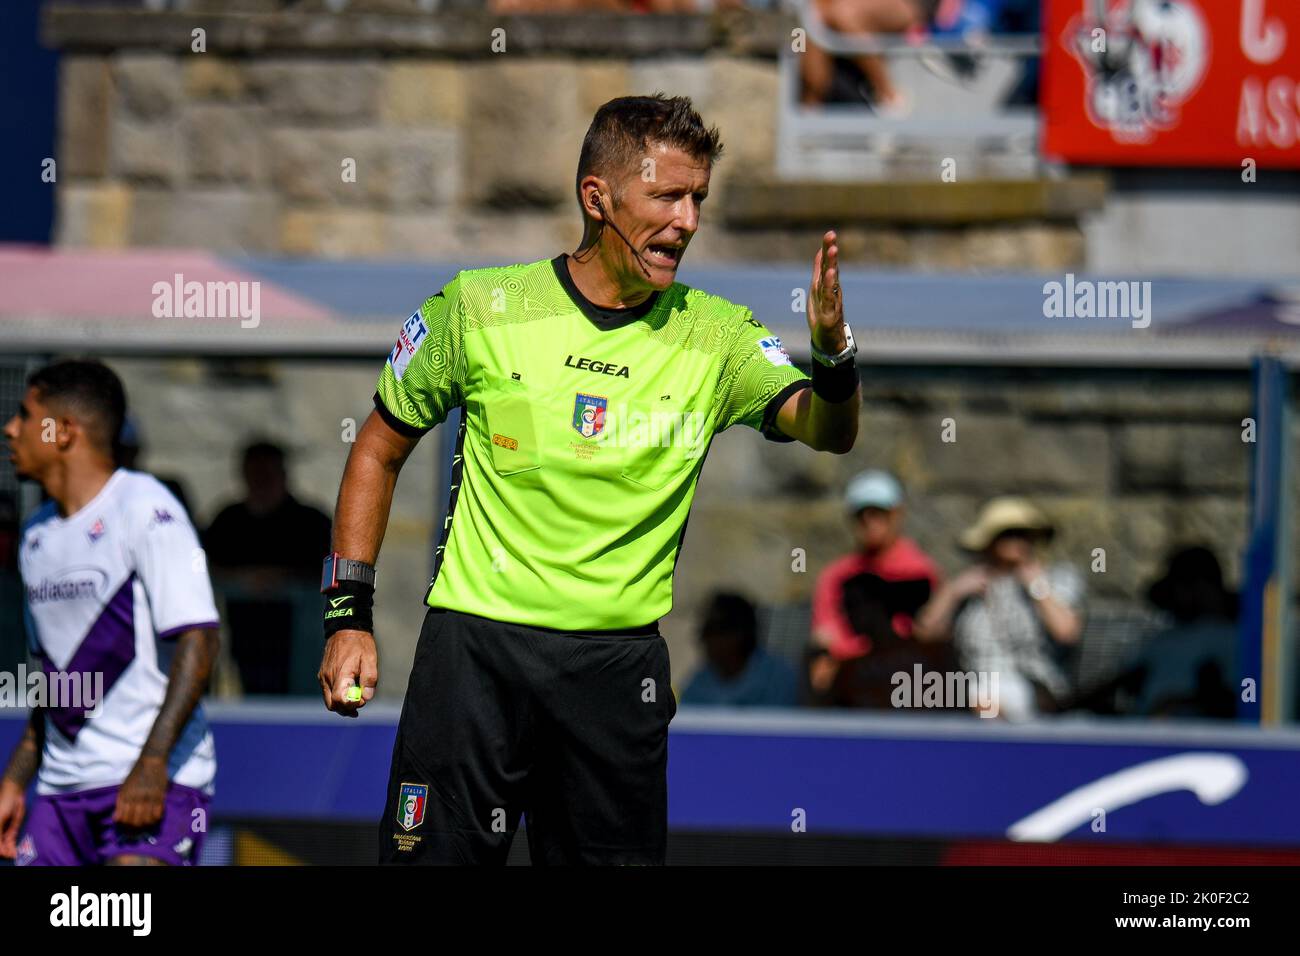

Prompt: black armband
xmin=811 ymin=357 xmax=860 ymax=404
xmin=323 ymin=580 xmax=375 ymax=640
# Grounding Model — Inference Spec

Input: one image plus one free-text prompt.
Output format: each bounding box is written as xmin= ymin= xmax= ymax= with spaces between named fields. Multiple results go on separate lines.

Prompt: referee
xmin=318 ymin=94 xmax=860 ymax=865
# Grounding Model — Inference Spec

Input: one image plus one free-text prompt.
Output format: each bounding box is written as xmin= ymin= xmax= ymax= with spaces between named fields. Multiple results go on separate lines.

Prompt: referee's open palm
xmin=807 ymin=229 xmax=844 ymax=347
xmin=319 ymin=630 xmax=378 ymax=717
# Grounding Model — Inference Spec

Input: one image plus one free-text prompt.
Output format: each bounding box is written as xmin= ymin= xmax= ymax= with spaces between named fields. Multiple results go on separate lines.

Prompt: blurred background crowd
xmin=682 ymin=469 xmax=1239 ymax=721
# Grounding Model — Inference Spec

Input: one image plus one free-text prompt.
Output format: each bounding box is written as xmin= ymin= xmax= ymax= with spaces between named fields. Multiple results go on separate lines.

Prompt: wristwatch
xmin=1027 ymin=575 xmax=1052 ymax=601
xmin=321 ymin=553 xmax=377 ymax=593
xmin=810 ymin=322 xmax=858 ymax=367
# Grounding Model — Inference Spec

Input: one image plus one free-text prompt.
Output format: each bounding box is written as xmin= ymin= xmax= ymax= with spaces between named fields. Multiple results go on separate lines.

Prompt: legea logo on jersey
xmin=0 ymin=664 xmax=104 ymax=719
xmin=564 ymin=354 xmax=631 ymax=378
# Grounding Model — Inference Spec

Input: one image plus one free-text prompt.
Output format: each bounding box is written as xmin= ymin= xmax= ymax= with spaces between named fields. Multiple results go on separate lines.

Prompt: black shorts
xmin=379 ymin=607 xmax=677 ymax=865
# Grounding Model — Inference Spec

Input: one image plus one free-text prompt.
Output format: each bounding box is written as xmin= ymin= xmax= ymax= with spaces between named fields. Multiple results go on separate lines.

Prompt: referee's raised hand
xmin=319 ymin=629 xmax=378 ymax=717
xmin=808 ymin=229 xmax=846 ymax=354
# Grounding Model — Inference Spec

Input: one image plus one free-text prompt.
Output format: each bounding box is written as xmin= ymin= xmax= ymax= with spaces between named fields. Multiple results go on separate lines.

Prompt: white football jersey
xmin=19 ymin=469 xmax=218 ymax=795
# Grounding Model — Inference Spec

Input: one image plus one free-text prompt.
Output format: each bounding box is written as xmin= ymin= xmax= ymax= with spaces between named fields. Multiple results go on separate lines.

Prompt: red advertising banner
xmin=1041 ymin=0 xmax=1300 ymax=167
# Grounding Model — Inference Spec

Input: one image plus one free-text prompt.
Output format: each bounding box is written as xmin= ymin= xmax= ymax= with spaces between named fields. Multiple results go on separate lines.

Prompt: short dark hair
xmin=27 ymin=359 xmax=127 ymax=456
xmin=700 ymin=591 xmax=759 ymax=657
xmin=575 ymin=93 xmax=724 ymax=208
xmin=241 ymin=440 xmax=287 ymax=470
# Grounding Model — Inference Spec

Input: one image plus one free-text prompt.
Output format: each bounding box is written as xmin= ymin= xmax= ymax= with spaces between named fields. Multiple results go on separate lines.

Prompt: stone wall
xmin=48 ymin=5 xmax=1094 ymax=269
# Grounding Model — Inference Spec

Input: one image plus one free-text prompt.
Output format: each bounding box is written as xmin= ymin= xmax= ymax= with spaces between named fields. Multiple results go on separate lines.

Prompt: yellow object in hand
xmin=345 ymin=685 xmax=364 ymax=703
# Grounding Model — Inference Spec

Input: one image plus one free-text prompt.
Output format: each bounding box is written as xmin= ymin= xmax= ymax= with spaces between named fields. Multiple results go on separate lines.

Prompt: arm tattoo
xmin=3 ymin=709 xmax=44 ymax=788
xmin=141 ymin=628 xmax=219 ymax=763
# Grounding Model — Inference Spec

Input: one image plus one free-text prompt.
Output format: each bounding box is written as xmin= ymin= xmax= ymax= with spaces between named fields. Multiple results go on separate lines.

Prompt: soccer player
xmin=318 ymin=94 xmax=860 ymax=865
xmin=0 ymin=360 xmax=220 ymax=866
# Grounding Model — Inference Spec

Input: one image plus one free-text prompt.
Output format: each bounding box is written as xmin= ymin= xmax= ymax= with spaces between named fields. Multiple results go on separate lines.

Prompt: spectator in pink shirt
xmin=808 ymin=470 xmax=948 ymax=707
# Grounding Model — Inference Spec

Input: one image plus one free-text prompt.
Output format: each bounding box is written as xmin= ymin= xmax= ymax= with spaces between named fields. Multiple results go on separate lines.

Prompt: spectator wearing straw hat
xmin=913 ymin=496 xmax=1083 ymax=721
xmin=808 ymin=470 xmax=944 ymax=707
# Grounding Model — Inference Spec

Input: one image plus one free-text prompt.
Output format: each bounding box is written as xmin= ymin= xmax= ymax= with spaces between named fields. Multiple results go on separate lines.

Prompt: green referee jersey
xmin=375 ymin=253 xmax=810 ymax=630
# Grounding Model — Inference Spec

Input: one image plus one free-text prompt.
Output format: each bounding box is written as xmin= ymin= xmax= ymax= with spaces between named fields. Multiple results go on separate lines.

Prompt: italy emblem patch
xmin=397 ymin=783 xmax=428 ymax=832
xmin=572 ymin=393 xmax=608 ymax=439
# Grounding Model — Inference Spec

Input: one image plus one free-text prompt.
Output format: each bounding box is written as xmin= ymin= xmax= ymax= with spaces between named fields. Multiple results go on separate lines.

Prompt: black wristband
xmin=811 ymin=357 xmax=859 ymax=404
xmin=323 ymin=579 xmax=375 ymax=640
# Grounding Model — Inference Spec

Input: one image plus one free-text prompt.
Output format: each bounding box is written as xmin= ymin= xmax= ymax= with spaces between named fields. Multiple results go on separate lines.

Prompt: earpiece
xmin=586 ymin=190 xmax=651 ymax=277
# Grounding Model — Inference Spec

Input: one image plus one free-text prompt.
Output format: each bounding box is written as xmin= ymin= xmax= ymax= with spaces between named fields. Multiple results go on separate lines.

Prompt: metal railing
xmin=779 ymin=0 xmax=1043 ymax=180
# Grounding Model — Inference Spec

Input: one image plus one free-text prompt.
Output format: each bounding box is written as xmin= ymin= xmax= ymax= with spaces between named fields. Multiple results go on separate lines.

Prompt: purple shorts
xmin=16 ymin=782 xmax=211 ymax=866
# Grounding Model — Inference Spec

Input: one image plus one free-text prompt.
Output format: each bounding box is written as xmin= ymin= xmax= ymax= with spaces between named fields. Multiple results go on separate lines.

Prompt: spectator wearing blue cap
xmin=808 ymin=470 xmax=944 ymax=708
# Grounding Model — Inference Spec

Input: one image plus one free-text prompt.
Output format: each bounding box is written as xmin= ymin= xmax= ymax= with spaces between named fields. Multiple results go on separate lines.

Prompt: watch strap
xmin=322 ymin=553 xmax=377 ymax=592
xmin=811 ymin=323 xmax=857 ymax=366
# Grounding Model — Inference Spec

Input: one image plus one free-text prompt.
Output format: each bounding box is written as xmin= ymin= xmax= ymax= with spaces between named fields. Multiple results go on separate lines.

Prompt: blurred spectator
xmin=914 ymin=497 xmax=1083 ymax=721
xmin=0 ymin=491 xmax=18 ymax=574
xmin=800 ymin=0 xmax=934 ymax=111
xmin=801 ymin=0 xmax=1040 ymax=109
xmin=1126 ymin=546 xmax=1238 ymax=719
xmin=926 ymin=0 xmax=1041 ymax=105
xmin=807 ymin=470 xmax=946 ymax=708
xmin=204 ymin=440 xmax=331 ymax=695
xmin=681 ymin=592 xmax=798 ymax=707
xmin=115 ymin=414 xmax=195 ymax=520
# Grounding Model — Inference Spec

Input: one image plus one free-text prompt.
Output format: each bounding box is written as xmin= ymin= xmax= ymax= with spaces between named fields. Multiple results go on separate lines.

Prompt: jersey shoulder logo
xmin=389 ymin=308 xmax=431 ymax=382
xmin=572 ymin=393 xmax=608 ymax=439
xmin=87 ymin=518 xmax=107 ymax=545
xmin=759 ymin=336 xmax=792 ymax=367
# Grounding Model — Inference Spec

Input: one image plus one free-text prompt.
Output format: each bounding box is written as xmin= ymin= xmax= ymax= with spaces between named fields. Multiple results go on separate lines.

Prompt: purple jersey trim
xmin=43 ymin=575 xmax=136 ymax=740
xmin=157 ymin=620 xmax=220 ymax=641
